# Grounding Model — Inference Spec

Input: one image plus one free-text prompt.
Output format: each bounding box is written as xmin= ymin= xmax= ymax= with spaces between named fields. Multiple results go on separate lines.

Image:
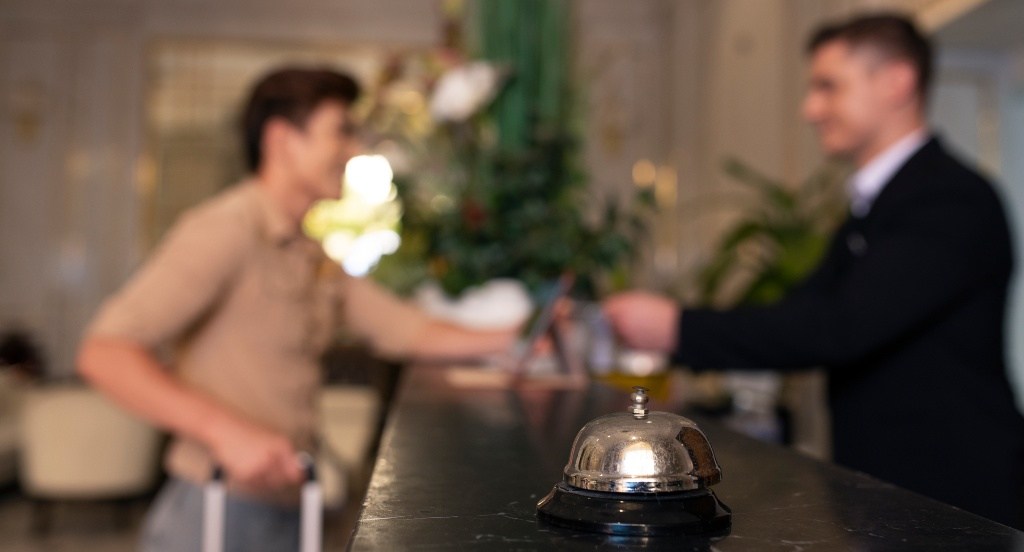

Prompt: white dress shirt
xmin=847 ymin=128 xmax=929 ymax=217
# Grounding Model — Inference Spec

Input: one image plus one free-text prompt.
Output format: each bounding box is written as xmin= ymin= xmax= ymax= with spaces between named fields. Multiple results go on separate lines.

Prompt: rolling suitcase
xmin=203 ymin=453 xmax=322 ymax=552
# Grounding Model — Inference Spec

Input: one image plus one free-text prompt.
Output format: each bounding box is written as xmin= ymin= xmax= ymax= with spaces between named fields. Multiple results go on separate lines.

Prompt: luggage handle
xmin=203 ymin=452 xmax=322 ymax=552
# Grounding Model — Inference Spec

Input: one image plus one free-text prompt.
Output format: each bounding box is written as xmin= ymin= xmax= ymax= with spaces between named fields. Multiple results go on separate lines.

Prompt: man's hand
xmin=78 ymin=338 xmax=304 ymax=492
xmin=204 ymin=415 xmax=304 ymax=491
xmin=602 ymin=291 xmax=681 ymax=353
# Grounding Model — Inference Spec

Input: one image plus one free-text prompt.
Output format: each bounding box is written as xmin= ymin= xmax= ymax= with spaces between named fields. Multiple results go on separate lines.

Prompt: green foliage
xmin=697 ymin=158 xmax=847 ymax=307
xmin=382 ymin=122 xmax=653 ymax=300
xmin=376 ymin=0 xmax=651 ymax=300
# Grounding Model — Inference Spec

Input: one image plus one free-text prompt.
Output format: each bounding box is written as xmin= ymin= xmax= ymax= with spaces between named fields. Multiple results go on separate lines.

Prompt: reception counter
xmin=347 ymin=368 xmax=1023 ymax=550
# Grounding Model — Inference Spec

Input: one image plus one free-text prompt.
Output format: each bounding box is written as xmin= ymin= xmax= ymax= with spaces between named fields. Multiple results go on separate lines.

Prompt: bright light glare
xmin=620 ymin=443 xmax=657 ymax=476
xmin=345 ymin=155 xmax=394 ymax=205
xmin=309 ymin=156 xmax=403 ymax=276
xmin=366 ymin=229 xmax=401 ymax=255
xmin=342 ymin=234 xmax=385 ymax=277
xmin=323 ymin=231 xmax=356 ymax=263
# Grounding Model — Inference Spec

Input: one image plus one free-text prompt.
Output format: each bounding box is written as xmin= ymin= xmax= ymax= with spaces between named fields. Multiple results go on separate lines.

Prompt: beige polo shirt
xmin=85 ymin=181 xmax=428 ymax=494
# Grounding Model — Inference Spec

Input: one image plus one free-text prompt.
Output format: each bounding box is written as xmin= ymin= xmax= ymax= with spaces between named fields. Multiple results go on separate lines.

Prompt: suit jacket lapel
xmin=860 ymin=136 xmax=941 ymax=223
xmin=823 ymin=137 xmax=941 ymax=266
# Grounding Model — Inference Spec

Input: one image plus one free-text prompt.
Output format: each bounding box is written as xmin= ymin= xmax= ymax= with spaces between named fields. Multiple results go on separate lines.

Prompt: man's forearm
xmin=77 ymin=337 xmax=304 ymax=488
xmin=408 ymin=321 xmax=518 ymax=362
xmin=77 ymin=337 xmax=233 ymax=446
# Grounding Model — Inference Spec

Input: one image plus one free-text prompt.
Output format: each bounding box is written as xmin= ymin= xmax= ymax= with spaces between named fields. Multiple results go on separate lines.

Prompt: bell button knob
xmin=630 ymin=386 xmax=649 ymax=419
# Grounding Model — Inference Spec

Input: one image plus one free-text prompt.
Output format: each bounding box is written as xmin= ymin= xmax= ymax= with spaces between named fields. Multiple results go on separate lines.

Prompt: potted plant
xmin=696 ymin=158 xmax=848 ymax=307
xmin=369 ymin=0 xmax=652 ymax=315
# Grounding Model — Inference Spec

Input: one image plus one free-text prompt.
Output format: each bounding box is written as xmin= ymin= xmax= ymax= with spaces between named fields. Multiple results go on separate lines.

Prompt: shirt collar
xmin=847 ymin=128 xmax=929 ymax=217
xmin=250 ymin=181 xmax=305 ymax=246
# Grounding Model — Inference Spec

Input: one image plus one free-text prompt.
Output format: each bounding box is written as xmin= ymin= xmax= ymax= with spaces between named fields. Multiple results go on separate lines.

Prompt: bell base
xmin=536 ymin=482 xmax=731 ymax=536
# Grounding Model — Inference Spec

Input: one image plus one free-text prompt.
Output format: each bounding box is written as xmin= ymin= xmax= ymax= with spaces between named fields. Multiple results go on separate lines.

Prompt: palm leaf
xmin=696 ymin=157 xmax=845 ymax=306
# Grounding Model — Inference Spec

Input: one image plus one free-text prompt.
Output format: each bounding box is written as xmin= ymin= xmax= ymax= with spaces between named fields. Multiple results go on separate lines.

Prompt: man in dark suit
xmin=603 ymin=13 xmax=1024 ymax=528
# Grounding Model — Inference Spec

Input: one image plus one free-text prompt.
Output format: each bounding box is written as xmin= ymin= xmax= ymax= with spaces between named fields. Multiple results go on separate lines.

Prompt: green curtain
xmin=477 ymin=0 xmax=570 ymax=154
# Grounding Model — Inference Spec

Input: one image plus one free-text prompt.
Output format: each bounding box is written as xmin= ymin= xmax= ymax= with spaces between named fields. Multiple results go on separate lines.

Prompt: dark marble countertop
xmin=347 ymin=368 xmax=1024 ymax=551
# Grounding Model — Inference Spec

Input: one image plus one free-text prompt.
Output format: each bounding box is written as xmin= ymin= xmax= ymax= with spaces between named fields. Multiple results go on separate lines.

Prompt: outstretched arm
xmin=407 ymin=321 xmax=519 ymax=362
xmin=341 ymin=275 xmax=521 ymax=363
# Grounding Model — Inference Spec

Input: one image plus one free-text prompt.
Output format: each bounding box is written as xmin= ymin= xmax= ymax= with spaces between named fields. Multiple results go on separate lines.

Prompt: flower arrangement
xmin=362 ymin=0 xmax=653 ymax=304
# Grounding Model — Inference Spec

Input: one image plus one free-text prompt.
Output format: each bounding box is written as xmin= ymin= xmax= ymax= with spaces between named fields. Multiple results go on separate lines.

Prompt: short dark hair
xmin=241 ymin=67 xmax=361 ymax=172
xmin=807 ymin=13 xmax=933 ymax=102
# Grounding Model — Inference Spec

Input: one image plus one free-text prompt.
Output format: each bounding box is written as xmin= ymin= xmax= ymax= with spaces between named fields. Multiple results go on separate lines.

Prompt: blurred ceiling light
xmin=632 ymin=159 xmax=656 ymax=188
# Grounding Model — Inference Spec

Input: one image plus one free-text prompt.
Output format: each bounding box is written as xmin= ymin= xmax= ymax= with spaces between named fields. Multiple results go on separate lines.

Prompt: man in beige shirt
xmin=77 ymin=67 xmax=518 ymax=551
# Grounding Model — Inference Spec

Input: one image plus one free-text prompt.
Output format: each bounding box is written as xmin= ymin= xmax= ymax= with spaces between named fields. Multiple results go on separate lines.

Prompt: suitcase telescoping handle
xmin=203 ymin=452 xmax=322 ymax=552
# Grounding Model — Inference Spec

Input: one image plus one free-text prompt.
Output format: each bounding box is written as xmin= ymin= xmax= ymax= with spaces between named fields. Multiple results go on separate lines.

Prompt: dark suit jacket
xmin=676 ymin=137 xmax=1024 ymax=527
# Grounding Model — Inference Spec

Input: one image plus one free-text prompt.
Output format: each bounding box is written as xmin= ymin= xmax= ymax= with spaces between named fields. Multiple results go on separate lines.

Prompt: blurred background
xmin=1 ymin=0 xmax=1023 ymax=548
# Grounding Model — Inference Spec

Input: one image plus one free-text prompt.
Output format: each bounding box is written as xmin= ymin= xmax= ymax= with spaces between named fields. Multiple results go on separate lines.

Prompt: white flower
xmin=429 ymin=61 xmax=503 ymax=123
